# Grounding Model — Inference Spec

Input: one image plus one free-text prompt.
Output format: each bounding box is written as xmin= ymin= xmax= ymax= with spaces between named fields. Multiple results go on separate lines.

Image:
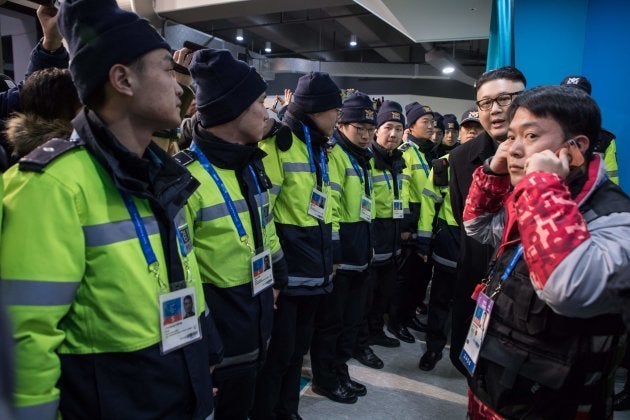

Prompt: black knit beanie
xmin=58 ymin=0 xmax=171 ymax=104
xmin=405 ymin=102 xmax=434 ymax=128
xmin=189 ymin=49 xmax=267 ymax=127
xmin=339 ymin=92 xmax=375 ymax=125
xmin=376 ymin=100 xmax=405 ymax=127
xmin=442 ymin=114 xmax=459 ymax=131
xmin=292 ymin=72 xmax=342 ymax=113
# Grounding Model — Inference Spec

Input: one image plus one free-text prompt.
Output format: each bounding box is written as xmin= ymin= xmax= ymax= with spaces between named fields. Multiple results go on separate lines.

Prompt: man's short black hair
xmin=20 ymin=68 xmax=81 ymax=121
xmin=475 ymin=66 xmax=527 ymax=94
xmin=507 ymin=85 xmax=601 ymax=157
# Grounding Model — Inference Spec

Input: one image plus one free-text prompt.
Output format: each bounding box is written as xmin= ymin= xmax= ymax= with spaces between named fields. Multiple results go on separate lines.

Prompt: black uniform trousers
xmin=361 ymin=260 xmax=397 ymax=340
xmin=250 ymin=294 xmax=321 ymax=419
xmin=389 ymin=249 xmax=433 ymax=327
xmin=311 ymin=269 xmax=370 ymax=388
xmin=425 ymin=264 xmax=456 ymax=353
xmin=213 ymin=368 xmax=258 ymax=420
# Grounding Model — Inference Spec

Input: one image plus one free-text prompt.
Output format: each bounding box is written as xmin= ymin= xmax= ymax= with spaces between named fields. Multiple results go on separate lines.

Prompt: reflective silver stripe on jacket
xmin=337 ymin=263 xmax=369 ymax=271
xmin=288 ymin=275 xmax=327 ymax=287
xmin=411 ymin=164 xmax=422 ymax=170
xmin=2 ymin=279 xmax=79 ymax=306
xmin=373 ymin=252 xmax=393 ymax=262
xmin=345 ymin=167 xmax=360 ymax=176
xmin=270 ymin=184 xmax=281 ymax=196
xmin=330 ymin=182 xmax=342 ymax=193
xmin=15 ymin=399 xmax=59 ymax=420
xmin=372 ymin=174 xmax=392 ymax=183
xmin=283 ymin=162 xmax=312 ymax=173
xmin=272 ymin=249 xmax=284 ymax=263
xmin=422 ymin=188 xmax=443 ymax=203
xmin=432 ymin=253 xmax=457 ymax=268
xmin=332 ymin=231 xmax=340 ymax=240
xmin=83 ymin=216 xmax=159 ymax=247
xmin=217 ymin=348 xmax=260 ymax=369
xmin=417 ymin=230 xmax=432 ymax=238
xmin=400 ymin=174 xmax=410 ymax=181
xmin=196 ymin=199 xmax=249 ymax=222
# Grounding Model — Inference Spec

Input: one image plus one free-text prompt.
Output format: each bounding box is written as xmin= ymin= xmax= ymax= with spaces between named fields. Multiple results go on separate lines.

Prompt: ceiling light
xmin=442 ymin=66 xmax=455 ymax=74
xmin=349 ymin=34 xmax=357 ymax=47
xmin=236 ymin=29 xmax=244 ymax=42
xmin=264 ymin=41 xmax=272 ymax=53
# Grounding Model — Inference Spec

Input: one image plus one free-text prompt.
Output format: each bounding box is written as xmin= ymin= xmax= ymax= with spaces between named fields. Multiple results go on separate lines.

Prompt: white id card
xmin=360 ymin=195 xmax=372 ymax=222
xmin=308 ymin=188 xmax=327 ymax=220
xmin=392 ymin=199 xmax=404 ymax=219
xmin=252 ymin=248 xmax=274 ymax=296
xmin=159 ymin=286 xmax=202 ymax=354
xmin=460 ymin=291 xmax=494 ymax=376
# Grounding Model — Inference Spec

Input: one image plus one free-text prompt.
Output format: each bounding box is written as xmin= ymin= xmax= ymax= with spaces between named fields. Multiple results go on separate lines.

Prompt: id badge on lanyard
xmin=308 ymin=188 xmax=327 ymax=220
xmin=251 ymin=248 xmax=274 ymax=296
xmin=459 ymin=245 xmax=524 ymax=376
xmin=360 ymin=195 xmax=372 ymax=222
xmin=120 ymin=191 xmax=201 ymax=355
xmin=392 ymin=199 xmax=404 ymax=219
xmin=159 ymin=286 xmax=202 ymax=354
xmin=459 ymin=291 xmax=494 ymax=376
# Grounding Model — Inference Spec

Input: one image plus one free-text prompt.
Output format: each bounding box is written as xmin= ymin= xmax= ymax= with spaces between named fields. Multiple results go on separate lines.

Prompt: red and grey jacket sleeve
xmin=463 ymin=166 xmax=511 ymax=248
xmin=513 ymin=170 xmax=630 ymax=318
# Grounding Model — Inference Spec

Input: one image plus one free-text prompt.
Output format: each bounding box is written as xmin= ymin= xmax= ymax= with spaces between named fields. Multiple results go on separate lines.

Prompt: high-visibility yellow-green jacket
xmin=603 ymin=137 xmax=618 ymax=185
xmin=328 ymin=131 xmax=374 ymax=271
xmin=370 ymin=142 xmax=407 ymax=264
xmin=1 ymin=129 xmax=212 ymax=418
xmin=175 ymin=131 xmax=289 ymax=375
xmin=260 ymin=118 xmax=333 ymax=295
xmin=417 ymin=154 xmax=461 ymax=269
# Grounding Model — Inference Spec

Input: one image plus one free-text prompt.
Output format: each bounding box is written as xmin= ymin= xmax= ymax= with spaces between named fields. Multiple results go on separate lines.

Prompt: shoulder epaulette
xmin=275 ymin=124 xmax=293 ymax=152
xmin=19 ymin=137 xmax=84 ymax=173
xmin=397 ymin=142 xmax=412 ymax=152
xmin=173 ymin=150 xmax=196 ymax=166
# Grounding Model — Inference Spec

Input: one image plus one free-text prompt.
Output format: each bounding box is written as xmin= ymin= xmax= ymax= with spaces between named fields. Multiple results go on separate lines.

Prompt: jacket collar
xmin=73 ymin=108 xmax=198 ymax=207
xmin=334 ymin=128 xmax=372 ymax=165
xmin=283 ymin=110 xmax=330 ymax=148
xmin=192 ymin=123 xmax=266 ymax=170
xmin=465 ymin=131 xmax=496 ymax=164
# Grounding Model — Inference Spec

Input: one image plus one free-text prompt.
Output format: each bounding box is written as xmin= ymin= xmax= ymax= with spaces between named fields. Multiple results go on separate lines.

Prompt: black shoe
xmin=419 ymin=350 xmax=442 ymax=371
xmin=368 ymin=333 xmax=401 ymax=348
xmin=339 ymin=375 xmax=367 ymax=396
xmin=387 ymin=324 xmax=416 ymax=343
xmin=311 ymin=383 xmax=358 ymax=404
xmin=406 ymin=316 xmax=428 ymax=333
xmin=353 ymin=347 xmax=384 ymax=369
xmin=614 ymin=388 xmax=630 ymax=411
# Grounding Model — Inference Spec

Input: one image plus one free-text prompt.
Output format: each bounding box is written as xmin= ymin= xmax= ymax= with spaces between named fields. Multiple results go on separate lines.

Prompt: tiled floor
xmin=297 ymin=328 xmax=630 ymax=419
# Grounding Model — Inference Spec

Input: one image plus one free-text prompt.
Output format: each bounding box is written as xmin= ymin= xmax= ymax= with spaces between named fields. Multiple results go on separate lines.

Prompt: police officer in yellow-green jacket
xmin=354 ymin=100 xmax=408 ymax=364
xmin=174 ymin=49 xmax=289 ymax=420
xmin=387 ymin=103 xmax=436 ymax=344
xmin=560 ymin=75 xmax=619 ymax=184
xmin=0 ymin=1 xmax=222 ymax=419
xmin=251 ymin=72 xmax=342 ymax=420
xmin=310 ymin=92 xmax=376 ymax=404
xmin=416 ymin=109 xmax=481 ymax=372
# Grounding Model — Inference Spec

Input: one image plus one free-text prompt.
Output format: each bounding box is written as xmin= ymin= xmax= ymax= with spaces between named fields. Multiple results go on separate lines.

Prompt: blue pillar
xmin=486 ymin=0 xmax=514 ymax=70
xmin=513 ymin=0 xmax=630 ymax=188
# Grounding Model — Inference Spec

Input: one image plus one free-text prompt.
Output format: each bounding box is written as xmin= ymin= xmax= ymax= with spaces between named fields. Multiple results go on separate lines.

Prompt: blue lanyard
xmin=412 ymin=145 xmax=430 ymax=177
xmin=120 ymin=192 xmax=158 ymax=267
xmin=302 ymin=123 xmax=329 ymax=185
xmin=248 ymin=165 xmax=266 ymax=230
xmin=500 ymin=244 xmax=524 ymax=282
xmin=190 ymin=143 xmax=248 ymax=240
xmin=383 ymin=170 xmax=401 ymax=199
xmin=343 ymin=148 xmax=372 ymax=194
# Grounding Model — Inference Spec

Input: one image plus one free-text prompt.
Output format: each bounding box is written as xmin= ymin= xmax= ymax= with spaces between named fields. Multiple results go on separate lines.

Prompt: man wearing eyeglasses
xmin=448 ymin=66 xmax=526 ymax=376
xmin=310 ymin=92 xmax=375 ymax=404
